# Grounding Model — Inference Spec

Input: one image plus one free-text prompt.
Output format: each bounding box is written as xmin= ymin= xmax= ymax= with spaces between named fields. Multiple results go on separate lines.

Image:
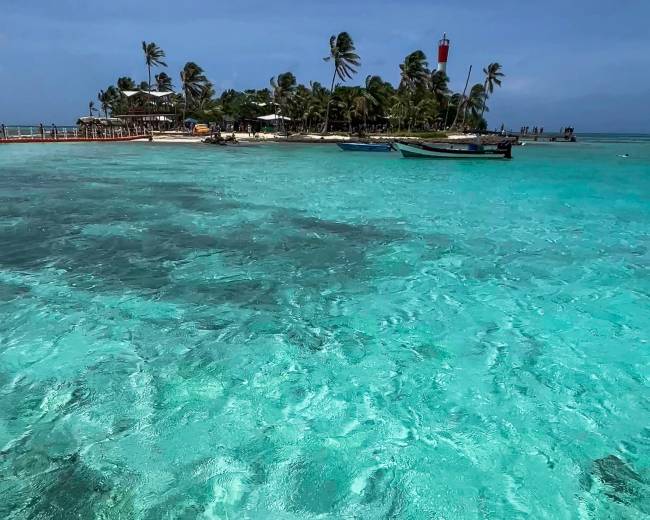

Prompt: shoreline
xmin=149 ymin=131 xmax=518 ymax=145
xmin=0 ymin=130 xmax=582 ymax=146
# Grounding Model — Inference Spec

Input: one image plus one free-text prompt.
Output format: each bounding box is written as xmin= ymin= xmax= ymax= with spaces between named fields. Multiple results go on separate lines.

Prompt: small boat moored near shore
xmin=337 ymin=142 xmax=393 ymax=152
xmin=395 ymin=140 xmax=513 ymax=159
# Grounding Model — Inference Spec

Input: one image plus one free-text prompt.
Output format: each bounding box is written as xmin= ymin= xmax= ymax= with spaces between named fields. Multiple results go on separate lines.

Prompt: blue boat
xmin=337 ymin=142 xmax=393 ymax=152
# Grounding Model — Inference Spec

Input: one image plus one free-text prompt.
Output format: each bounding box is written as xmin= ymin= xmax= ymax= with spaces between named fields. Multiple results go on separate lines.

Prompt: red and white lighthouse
xmin=437 ymin=33 xmax=450 ymax=73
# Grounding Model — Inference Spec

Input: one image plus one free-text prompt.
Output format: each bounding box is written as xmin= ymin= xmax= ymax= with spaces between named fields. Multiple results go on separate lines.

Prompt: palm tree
xmin=335 ymin=87 xmax=359 ymax=134
xmin=117 ymin=76 xmax=136 ymax=91
xmin=445 ymin=92 xmax=462 ymax=129
xmin=290 ymin=84 xmax=312 ymax=131
xmin=98 ymin=90 xmax=109 ymax=118
xmin=414 ymin=97 xmax=439 ymax=129
xmin=192 ymin=82 xmax=219 ymax=120
xmin=180 ymin=62 xmax=208 ymax=121
xmin=141 ymin=41 xmax=167 ymax=96
xmin=480 ymin=62 xmax=504 ymax=119
xmin=399 ymin=51 xmax=429 ymax=94
xmin=398 ymin=51 xmax=429 ymax=131
xmin=88 ymin=100 xmax=97 ymax=117
xmin=364 ymin=75 xmax=395 ymax=129
xmin=270 ymin=72 xmax=297 ymax=134
xmin=155 ymin=72 xmax=173 ymax=92
xmin=352 ymin=94 xmax=371 ymax=133
xmin=483 ymin=62 xmax=504 ymax=96
xmin=462 ymin=84 xmax=487 ymax=127
xmin=105 ymin=86 xmax=120 ymax=114
xmin=389 ymin=93 xmax=410 ymax=133
xmin=322 ymin=32 xmax=360 ymax=133
xmin=429 ymin=70 xmax=450 ymax=104
xmin=305 ymin=81 xmax=328 ymax=132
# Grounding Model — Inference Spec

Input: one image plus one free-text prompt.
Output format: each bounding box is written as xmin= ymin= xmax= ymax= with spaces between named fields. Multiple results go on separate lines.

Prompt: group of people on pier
xmin=520 ymin=125 xmax=544 ymax=136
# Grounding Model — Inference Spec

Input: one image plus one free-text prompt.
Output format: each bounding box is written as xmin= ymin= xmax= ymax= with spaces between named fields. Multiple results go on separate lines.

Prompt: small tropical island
xmin=2 ymin=2 xmax=648 ymax=517
xmin=86 ymin=33 xmax=505 ymax=141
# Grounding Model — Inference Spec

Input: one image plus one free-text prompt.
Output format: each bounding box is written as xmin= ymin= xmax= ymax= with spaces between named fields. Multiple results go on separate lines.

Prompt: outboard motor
xmin=497 ymin=140 xmax=513 ymax=159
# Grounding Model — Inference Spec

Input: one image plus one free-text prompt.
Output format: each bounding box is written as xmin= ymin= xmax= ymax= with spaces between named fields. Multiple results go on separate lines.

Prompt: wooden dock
xmin=0 ymin=135 xmax=150 ymax=144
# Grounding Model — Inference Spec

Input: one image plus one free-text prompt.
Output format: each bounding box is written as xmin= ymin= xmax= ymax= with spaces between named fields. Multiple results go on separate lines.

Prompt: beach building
xmin=115 ymin=90 xmax=179 ymax=130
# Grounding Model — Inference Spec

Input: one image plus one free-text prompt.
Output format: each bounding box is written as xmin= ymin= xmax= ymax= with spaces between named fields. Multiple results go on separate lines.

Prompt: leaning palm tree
xmin=462 ymin=84 xmax=487 ymax=128
xmin=480 ymin=62 xmax=504 ymax=119
xmin=180 ymin=62 xmax=208 ymax=122
xmin=451 ymin=65 xmax=473 ymax=129
xmin=155 ymin=72 xmax=173 ymax=92
xmin=142 ymin=41 xmax=167 ymax=96
xmin=322 ymin=32 xmax=360 ymax=133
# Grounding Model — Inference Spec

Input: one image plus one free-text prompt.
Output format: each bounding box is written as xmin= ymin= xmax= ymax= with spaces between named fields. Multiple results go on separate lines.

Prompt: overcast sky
xmin=1 ymin=0 xmax=649 ymax=132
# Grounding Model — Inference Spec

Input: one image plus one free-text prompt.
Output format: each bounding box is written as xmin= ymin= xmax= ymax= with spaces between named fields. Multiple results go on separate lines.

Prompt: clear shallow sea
xmin=0 ymin=137 xmax=648 ymax=519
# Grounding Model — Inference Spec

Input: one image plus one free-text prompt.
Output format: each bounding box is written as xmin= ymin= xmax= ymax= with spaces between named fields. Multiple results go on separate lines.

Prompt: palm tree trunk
xmin=479 ymin=80 xmax=489 ymax=123
xmin=443 ymin=99 xmax=450 ymax=129
xmin=323 ymin=69 xmax=337 ymax=134
xmin=183 ymin=88 xmax=188 ymax=131
xmin=451 ymin=65 xmax=472 ymax=129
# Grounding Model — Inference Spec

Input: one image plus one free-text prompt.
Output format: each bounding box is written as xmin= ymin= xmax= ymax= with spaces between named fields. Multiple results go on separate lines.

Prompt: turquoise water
xmin=0 ymin=139 xmax=649 ymax=519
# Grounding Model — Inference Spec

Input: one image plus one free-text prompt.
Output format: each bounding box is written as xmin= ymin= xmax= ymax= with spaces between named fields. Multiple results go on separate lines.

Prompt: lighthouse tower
xmin=437 ymin=33 xmax=450 ymax=73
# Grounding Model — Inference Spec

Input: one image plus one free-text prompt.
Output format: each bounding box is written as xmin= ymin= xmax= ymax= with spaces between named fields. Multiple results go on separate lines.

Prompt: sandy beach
xmin=150 ymin=131 xmax=493 ymax=144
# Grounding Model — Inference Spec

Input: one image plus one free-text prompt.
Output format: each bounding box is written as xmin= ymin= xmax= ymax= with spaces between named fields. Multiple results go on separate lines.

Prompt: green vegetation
xmin=95 ymin=38 xmax=504 ymax=134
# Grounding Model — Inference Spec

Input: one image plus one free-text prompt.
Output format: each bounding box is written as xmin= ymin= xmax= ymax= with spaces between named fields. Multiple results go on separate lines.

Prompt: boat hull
xmin=0 ymin=135 xmax=151 ymax=144
xmin=395 ymin=141 xmax=511 ymax=159
xmin=337 ymin=142 xmax=393 ymax=152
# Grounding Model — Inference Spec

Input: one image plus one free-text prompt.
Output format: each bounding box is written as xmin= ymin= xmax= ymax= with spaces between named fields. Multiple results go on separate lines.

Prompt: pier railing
xmin=0 ymin=125 xmax=150 ymax=141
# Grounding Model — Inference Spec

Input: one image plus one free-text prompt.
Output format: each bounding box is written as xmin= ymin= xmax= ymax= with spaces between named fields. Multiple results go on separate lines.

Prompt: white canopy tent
xmin=257 ymin=114 xmax=291 ymax=121
xmin=121 ymin=90 xmax=176 ymax=98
